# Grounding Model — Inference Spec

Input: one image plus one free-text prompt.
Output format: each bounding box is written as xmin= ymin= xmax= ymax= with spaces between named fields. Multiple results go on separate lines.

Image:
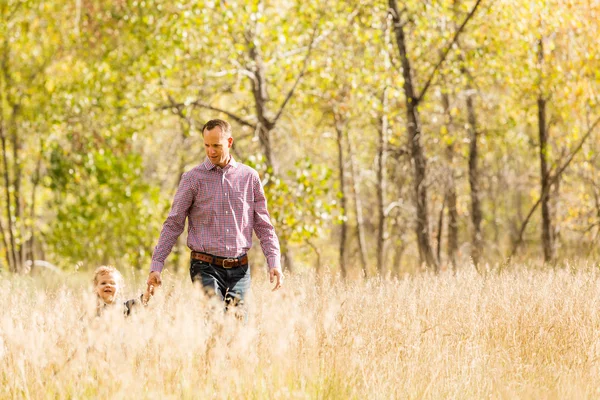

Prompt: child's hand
xmin=142 ymin=287 xmax=152 ymax=305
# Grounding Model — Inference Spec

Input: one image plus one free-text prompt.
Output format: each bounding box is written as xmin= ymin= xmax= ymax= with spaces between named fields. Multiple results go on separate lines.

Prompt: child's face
xmin=95 ymin=272 xmax=120 ymax=304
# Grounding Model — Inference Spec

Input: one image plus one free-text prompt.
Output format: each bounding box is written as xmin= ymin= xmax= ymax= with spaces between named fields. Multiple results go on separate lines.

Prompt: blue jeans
xmin=189 ymin=258 xmax=251 ymax=316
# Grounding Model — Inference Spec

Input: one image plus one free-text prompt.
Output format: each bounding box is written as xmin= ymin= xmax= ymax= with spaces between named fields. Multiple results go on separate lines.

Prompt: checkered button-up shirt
xmin=150 ymin=157 xmax=281 ymax=272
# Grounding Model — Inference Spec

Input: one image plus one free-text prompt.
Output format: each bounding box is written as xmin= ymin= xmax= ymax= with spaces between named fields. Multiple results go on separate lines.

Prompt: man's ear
xmin=228 ymin=137 xmax=234 ymax=148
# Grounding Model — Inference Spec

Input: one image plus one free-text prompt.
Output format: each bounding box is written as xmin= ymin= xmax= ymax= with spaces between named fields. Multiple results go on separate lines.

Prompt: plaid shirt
xmin=150 ymin=156 xmax=281 ymax=272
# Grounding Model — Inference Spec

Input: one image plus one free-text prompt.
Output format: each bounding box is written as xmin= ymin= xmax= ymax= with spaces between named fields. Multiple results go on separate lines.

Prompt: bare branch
xmin=265 ymin=8 xmax=360 ymax=67
xmin=509 ymin=114 xmax=600 ymax=258
xmin=388 ymin=1 xmax=409 ymax=26
xmin=190 ymin=101 xmax=257 ymax=130
xmin=416 ymin=0 xmax=484 ymax=103
xmin=204 ymin=68 xmax=255 ymax=80
xmin=165 ymin=93 xmax=197 ymax=132
xmin=156 ymin=70 xmax=256 ymax=131
xmin=155 ymin=99 xmax=257 ymax=131
xmin=6 ymin=1 xmax=24 ymax=22
xmin=272 ymin=25 xmax=319 ymax=125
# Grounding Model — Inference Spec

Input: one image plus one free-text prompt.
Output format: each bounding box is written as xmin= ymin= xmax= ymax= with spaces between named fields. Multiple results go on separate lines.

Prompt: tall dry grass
xmin=1 ymin=263 xmax=600 ymax=399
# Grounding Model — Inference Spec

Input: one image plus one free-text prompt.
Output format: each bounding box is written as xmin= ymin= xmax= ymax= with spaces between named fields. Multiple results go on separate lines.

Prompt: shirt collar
xmin=202 ymin=156 xmax=238 ymax=171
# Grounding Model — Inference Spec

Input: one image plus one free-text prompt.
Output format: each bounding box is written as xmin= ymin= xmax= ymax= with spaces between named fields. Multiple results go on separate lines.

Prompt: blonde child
xmin=93 ymin=266 xmax=150 ymax=316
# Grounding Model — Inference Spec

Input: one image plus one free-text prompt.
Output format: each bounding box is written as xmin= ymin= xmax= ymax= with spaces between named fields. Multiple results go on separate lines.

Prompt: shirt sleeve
xmin=150 ymin=171 xmax=197 ymax=273
xmin=252 ymin=172 xmax=282 ymax=270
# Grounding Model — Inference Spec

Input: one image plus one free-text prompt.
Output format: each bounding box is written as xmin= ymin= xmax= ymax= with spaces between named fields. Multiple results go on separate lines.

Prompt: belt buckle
xmin=222 ymin=258 xmax=236 ymax=268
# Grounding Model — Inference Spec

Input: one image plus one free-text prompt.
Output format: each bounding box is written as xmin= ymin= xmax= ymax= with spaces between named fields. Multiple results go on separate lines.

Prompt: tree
xmin=387 ymin=0 xmax=483 ymax=271
xmin=0 ymin=0 xmax=72 ymax=272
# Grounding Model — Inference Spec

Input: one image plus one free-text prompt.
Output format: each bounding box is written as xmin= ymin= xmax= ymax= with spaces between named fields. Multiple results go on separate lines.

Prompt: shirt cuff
xmin=267 ymin=256 xmax=281 ymax=270
xmin=150 ymin=260 xmax=164 ymax=273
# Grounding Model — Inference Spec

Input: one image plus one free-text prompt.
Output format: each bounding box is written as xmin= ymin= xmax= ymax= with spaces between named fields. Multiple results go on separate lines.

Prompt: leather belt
xmin=191 ymin=251 xmax=248 ymax=269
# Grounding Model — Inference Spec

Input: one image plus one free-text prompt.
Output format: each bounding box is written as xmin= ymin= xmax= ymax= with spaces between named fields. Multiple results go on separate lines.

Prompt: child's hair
xmin=93 ymin=265 xmax=124 ymax=287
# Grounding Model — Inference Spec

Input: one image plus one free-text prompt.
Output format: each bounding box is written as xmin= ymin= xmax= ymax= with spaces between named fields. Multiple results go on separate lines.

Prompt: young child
xmin=93 ymin=265 xmax=150 ymax=316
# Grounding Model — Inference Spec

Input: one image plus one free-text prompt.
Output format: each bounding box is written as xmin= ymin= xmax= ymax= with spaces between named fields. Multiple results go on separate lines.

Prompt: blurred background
xmin=1 ymin=0 xmax=599 ymax=277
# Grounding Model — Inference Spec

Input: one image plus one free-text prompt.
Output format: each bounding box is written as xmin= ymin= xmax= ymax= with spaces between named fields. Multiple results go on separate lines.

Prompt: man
xmin=146 ymin=119 xmax=283 ymax=313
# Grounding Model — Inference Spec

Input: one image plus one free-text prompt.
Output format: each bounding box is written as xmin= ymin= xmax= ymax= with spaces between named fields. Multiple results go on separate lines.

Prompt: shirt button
xmin=225 ymin=211 xmax=228 ymax=214
xmin=226 ymin=229 xmax=229 ymax=232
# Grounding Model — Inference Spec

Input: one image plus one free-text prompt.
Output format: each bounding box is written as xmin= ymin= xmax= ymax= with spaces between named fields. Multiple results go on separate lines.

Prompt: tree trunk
xmin=376 ymin=87 xmax=389 ymax=275
xmin=248 ymin=34 xmax=294 ymax=269
xmin=466 ymin=89 xmax=483 ymax=267
xmin=453 ymin=0 xmax=484 ymax=267
xmin=442 ymin=92 xmax=458 ymax=270
xmin=446 ymin=168 xmax=458 ymax=270
xmin=347 ymin=130 xmax=369 ymax=278
xmin=334 ymin=117 xmax=348 ymax=279
xmin=1 ymin=47 xmax=21 ymax=273
xmin=538 ymin=96 xmax=555 ymax=263
xmin=307 ymin=239 xmax=322 ymax=276
xmin=0 ymin=206 xmax=8 ymax=271
xmin=552 ymin=173 xmax=560 ymax=253
xmin=0 ymin=118 xmax=17 ymax=272
xmin=492 ymin=167 xmax=501 ymax=249
xmin=436 ymin=194 xmax=446 ymax=265
xmin=283 ymin=246 xmax=295 ymax=274
xmin=537 ymin=38 xmax=555 ymax=264
xmin=248 ymin=42 xmax=277 ymax=175
xmin=389 ymin=6 xmax=437 ymax=271
xmin=10 ymin=106 xmax=24 ymax=271
xmin=391 ymin=230 xmax=406 ymax=279
xmin=27 ymin=138 xmax=44 ymax=265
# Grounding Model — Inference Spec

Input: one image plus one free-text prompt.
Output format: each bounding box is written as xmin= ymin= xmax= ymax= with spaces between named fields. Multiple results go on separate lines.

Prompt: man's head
xmin=202 ymin=119 xmax=233 ymax=168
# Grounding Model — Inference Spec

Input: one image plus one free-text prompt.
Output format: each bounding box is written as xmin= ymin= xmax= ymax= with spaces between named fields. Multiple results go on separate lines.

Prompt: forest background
xmin=1 ymin=0 xmax=600 ymax=278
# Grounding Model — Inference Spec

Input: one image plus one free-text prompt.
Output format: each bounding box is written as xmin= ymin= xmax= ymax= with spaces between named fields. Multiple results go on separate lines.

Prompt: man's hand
xmin=269 ymin=268 xmax=284 ymax=291
xmin=146 ymin=271 xmax=162 ymax=300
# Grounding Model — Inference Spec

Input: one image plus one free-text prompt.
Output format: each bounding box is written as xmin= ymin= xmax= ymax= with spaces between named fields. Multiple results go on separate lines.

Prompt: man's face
xmin=203 ymin=126 xmax=233 ymax=167
xmin=95 ymin=272 xmax=119 ymax=304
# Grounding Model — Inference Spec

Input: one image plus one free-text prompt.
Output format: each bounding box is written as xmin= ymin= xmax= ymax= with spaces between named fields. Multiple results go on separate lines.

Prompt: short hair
xmin=202 ymin=119 xmax=232 ymax=138
xmin=93 ymin=265 xmax=123 ymax=286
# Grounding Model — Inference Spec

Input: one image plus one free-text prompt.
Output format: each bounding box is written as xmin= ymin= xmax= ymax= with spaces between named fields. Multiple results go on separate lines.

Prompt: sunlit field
xmin=2 ymin=263 xmax=600 ymax=399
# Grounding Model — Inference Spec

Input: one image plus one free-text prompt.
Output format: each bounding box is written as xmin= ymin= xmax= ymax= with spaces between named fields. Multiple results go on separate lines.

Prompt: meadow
xmin=1 ymin=263 xmax=600 ymax=399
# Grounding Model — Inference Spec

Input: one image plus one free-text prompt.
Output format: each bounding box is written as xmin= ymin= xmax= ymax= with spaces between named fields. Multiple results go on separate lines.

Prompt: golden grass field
xmin=2 ymin=263 xmax=600 ymax=399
